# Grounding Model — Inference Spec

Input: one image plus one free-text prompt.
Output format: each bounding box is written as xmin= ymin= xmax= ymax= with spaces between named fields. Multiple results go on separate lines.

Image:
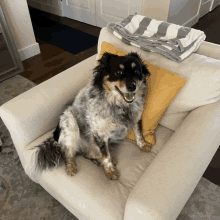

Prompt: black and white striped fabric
xmin=107 ymin=15 xmax=206 ymax=62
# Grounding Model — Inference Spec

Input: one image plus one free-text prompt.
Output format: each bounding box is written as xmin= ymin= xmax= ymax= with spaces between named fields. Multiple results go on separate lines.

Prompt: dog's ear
xmin=128 ymin=52 xmax=150 ymax=76
xmin=94 ymin=52 xmax=113 ymax=76
xmin=93 ymin=52 xmax=116 ymax=88
xmin=97 ymin=52 xmax=122 ymax=73
xmin=127 ymin=52 xmax=141 ymax=60
xmin=98 ymin=52 xmax=114 ymax=66
xmin=142 ymin=63 xmax=150 ymax=76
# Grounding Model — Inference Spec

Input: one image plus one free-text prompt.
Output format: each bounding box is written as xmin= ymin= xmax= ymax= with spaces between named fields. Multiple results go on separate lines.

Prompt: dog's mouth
xmin=115 ymin=86 xmax=135 ymax=103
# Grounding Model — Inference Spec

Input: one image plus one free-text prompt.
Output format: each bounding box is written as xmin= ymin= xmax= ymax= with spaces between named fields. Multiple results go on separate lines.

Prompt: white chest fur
xmin=86 ymin=99 xmax=131 ymax=141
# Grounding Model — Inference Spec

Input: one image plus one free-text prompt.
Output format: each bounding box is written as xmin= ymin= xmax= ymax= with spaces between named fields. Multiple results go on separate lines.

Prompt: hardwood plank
xmin=21 ymin=51 xmax=76 ymax=82
xmin=192 ymin=5 xmax=220 ymax=44
xmin=21 ymin=45 xmax=97 ymax=85
xmin=36 ymin=38 xmax=66 ymax=61
xmin=21 ymin=6 xmax=100 ymax=85
xmin=61 ymin=17 xmax=101 ymax=37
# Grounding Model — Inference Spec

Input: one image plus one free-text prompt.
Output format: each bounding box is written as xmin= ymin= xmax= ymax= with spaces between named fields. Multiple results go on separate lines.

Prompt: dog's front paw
xmin=65 ymin=162 xmax=78 ymax=176
xmin=99 ymin=156 xmax=119 ymax=180
xmin=104 ymin=168 xmax=120 ymax=180
xmin=140 ymin=143 xmax=152 ymax=152
xmin=137 ymin=139 xmax=152 ymax=152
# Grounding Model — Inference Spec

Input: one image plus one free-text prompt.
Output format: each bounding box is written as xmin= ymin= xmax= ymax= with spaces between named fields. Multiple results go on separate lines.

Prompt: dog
xmin=35 ymin=51 xmax=151 ymax=180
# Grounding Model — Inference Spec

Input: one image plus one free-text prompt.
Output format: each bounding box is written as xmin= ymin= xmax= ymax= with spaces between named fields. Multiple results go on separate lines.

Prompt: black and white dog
xmin=35 ymin=52 xmax=151 ymax=180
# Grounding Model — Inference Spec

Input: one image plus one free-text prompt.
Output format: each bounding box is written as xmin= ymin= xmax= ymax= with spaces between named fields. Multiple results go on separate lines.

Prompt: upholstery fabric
xmin=31 ymin=125 xmax=174 ymax=220
xmin=99 ymin=42 xmax=186 ymax=147
xmin=97 ymin=28 xmax=220 ymax=131
xmin=124 ymin=99 xmax=220 ymax=220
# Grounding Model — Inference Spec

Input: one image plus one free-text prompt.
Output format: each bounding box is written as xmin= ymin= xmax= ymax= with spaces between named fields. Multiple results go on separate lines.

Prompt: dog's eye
xmin=135 ymin=70 xmax=140 ymax=74
xmin=116 ymin=70 xmax=123 ymax=76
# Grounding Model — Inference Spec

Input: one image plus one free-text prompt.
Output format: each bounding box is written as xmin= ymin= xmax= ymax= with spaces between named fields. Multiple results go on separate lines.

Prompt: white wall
xmin=1 ymin=0 xmax=40 ymax=61
xmin=27 ymin=0 xmax=63 ymax=16
xmin=142 ymin=0 xmax=202 ymax=26
xmin=168 ymin=0 xmax=201 ymax=25
xmin=142 ymin=0 xmax=171 ymax=21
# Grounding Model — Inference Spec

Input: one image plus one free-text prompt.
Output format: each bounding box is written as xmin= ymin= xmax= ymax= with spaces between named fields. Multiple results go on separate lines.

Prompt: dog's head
xmin=93 ymin=52 xmax=150 ymax=104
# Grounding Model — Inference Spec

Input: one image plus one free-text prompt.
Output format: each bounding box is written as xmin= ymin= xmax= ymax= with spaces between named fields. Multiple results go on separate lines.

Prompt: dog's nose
xmin=126 ymin=82 xmax=136 ymax=92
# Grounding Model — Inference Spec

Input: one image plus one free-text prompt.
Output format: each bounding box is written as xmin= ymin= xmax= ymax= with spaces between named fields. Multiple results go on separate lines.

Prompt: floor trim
xmin=18 ymin=42 xmax=41 ymax=61
xmin=182 ymin=14 xmax=199 ymax=27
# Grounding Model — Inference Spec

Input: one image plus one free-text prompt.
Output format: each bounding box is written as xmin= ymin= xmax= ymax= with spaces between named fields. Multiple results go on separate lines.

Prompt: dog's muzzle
xmin=115 ymin=86 xmax=135 ymax=103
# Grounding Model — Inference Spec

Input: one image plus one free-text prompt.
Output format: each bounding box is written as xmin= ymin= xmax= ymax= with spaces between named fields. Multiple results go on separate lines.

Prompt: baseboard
xmin=18 ymin=42 xmax=41 ymax=61
xmin=210 ymin=0 xmax=220 ymax=11
xmin=182 ymin=14 xmax=199 ymax=27
xmin=27 ymin=0 xmax=63 ymax=16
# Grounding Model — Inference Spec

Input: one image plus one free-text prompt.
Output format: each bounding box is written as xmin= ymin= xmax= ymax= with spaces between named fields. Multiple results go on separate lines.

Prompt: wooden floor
xmin=21 ymin=7 xmax=101 ymax=85
xmin=20 ymin=6 xmax=220 ymax=186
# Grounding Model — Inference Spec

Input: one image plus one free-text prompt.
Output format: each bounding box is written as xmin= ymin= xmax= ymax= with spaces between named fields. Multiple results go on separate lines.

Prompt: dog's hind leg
xmin=64 ymin=148 xmax=78 ymax=176
xmin=59 ymin=107 xmax=80 ymax=176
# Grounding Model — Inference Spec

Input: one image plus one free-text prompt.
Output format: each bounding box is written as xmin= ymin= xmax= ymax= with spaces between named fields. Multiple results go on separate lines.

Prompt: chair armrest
xmin=124 ymin=100 xmax=220 ymax=220
xmin=196 ymin=41 xmax=220 ymax=60
xmin=0 ymin=54 xmax=97 ymax=149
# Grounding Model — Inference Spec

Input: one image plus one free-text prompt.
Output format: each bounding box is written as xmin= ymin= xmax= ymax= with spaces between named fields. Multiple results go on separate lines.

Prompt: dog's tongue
xmin=124 ymin=93 xmax=135 ymax=102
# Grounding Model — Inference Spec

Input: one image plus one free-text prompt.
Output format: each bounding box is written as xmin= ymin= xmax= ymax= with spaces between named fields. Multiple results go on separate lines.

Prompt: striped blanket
xmin=107 ymin=15 xmax=206 ymax=62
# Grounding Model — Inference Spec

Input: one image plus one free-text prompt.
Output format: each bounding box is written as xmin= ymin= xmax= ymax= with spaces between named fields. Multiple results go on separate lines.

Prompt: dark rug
xmin=0 ymin=76 xmax=220 ymax=220
xmin=29 ymin=6 xmax=98 ymax=55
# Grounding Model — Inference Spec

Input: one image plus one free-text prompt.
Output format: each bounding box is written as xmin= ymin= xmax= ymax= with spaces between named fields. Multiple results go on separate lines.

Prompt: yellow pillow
xmin=99 ymin=42 xmax=186 ymax=147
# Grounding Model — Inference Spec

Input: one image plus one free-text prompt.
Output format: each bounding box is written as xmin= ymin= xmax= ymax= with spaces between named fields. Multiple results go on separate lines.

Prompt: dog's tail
xmin=35 ymin=137 xmax=64 ymax=172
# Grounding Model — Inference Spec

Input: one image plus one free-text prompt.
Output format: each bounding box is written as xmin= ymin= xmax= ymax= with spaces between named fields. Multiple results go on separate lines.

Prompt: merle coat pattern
xmin=35 ymin=52 xmax=151 ymax=180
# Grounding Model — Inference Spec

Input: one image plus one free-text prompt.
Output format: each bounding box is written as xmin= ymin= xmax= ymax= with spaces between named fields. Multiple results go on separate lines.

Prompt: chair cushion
xmin=98 ymin=42 xmax=186 ymax=147
xmin=28 ymin=125 xmax=174 ymax=220
xmin=97 ymin=28 xmax=220 ymax=131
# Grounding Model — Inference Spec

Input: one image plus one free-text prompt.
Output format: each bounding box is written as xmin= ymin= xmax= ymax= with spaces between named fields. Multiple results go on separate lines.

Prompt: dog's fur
xmin=35 ymin=52 xmax=151 ymax=180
